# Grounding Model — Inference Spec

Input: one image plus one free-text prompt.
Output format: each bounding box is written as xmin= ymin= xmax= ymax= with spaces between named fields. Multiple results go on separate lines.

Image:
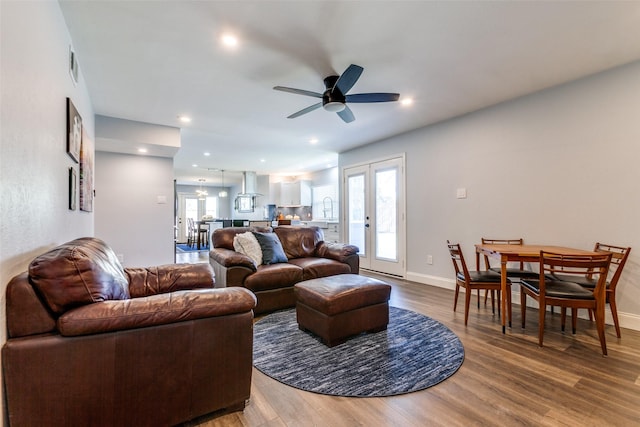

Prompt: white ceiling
xmin=58 ymin=1 xmax=640 ymax=186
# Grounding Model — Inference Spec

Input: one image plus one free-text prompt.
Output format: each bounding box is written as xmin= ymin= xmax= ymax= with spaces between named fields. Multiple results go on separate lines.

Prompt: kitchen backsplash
xmin=276 ymin=206 xmax=312 ymax=220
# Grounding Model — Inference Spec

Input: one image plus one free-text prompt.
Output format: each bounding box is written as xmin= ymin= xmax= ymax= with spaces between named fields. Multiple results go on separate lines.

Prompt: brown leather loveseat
xmin=209 ymin=226 xmax=359 ymax=314
xmin=2 ymin=237 xmax=257 ymax=427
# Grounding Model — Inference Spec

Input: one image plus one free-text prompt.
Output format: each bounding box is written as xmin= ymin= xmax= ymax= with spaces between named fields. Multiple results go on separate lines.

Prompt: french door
xmin=344 ymin=156 xmax=405 ymax=277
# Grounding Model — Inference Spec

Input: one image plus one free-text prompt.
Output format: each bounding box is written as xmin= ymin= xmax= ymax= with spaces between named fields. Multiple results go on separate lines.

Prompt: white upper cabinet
xmin=279 ymin=181 xmax=311 ymax=206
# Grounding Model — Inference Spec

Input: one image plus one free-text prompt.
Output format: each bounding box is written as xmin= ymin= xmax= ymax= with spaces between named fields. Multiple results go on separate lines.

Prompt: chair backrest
xmin=594 ymin=242 xmax=631 ymax=291
xmin=540 ymin=251 xmax=612 ymax=297
xmin=447 ymin=240 xmax=470 ymax=282
xmin=481 ymin=238 xmax=524 ymax=269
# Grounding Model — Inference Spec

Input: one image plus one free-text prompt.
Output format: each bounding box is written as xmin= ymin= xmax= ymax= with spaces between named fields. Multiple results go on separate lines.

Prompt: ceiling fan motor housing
xmin=322 ymin=75 xmax=345 ymax=111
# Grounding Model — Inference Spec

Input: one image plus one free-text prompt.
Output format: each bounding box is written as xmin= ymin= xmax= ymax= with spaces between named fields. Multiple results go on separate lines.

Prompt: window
xmin=205 ymin=197 xmax=218 ymax=218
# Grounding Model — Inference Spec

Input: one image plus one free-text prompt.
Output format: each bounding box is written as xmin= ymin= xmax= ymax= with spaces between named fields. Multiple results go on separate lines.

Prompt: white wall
xmin=341 ymin=60 xmax=640 ymax=331
xmin=0 ymin=2 xmax=95 ymax=425
xmin=94 ymin=152 xmax=174 ymax=266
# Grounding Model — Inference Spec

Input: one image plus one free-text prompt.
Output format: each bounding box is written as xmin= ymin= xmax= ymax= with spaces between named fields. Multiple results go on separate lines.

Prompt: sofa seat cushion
xmin=243 ymin=263 xmax=303 ymax=292
xmin=288 ymin=257 xmax=352 ymax=281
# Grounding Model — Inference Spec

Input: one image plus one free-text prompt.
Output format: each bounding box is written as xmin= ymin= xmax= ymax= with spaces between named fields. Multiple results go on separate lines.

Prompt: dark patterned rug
xmin=253 ymin=306 xmax=464 ymax=397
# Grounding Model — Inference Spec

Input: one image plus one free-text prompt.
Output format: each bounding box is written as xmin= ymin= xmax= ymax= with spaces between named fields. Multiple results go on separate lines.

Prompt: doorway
xmin=343 ymin=156 xmax=406 ymax=277
xmin=176 ymin=193 xmax=218 ymax=243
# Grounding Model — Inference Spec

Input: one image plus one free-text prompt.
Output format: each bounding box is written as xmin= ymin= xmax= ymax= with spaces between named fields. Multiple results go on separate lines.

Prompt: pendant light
xmin=218 ymin=170 xmax=228 ymax=198
xmin=196 ymin=178 xmax=208 ymax=200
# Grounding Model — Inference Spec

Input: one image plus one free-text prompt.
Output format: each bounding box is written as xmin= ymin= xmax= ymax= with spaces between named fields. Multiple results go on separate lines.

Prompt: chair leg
xmin=520 ymin=292 xmax=527 ymax=328
xmin=464 ymin=287 xmax=471 ymax=326
xmin=477 ymin=289 xmax=481 ymax=309
xmin=453 ymin=284 xmax=460 ymax=312
xmin=594 ymin=302 xmax=608 ymax=356
xmin=609 ymin=294 xmax=621 ymax=338
xmin=490 ymin=290 xmax=495 ymax=314
xmin=571 ymin=308 xmax=577 ymax=334
xmin=560 ymin=307 xmax=567 ymax=332
xmin=507 ymin=288 xmax=512 ymax=327
xmin=538 ymin=300 xmax=546 ymax=347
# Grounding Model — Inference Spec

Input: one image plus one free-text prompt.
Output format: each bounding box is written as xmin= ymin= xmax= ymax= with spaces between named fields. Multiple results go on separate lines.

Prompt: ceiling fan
xmin=273 ymin=64 xmax=400 ymax=123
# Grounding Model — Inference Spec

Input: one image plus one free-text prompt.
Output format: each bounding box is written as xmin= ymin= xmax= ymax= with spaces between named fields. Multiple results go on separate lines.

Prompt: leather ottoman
xmin=294 ymin=274 xmax=392 ymax=347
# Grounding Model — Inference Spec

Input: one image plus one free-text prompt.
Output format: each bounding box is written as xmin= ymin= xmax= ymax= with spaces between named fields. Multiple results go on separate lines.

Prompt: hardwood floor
xmin=177 ymin=252 xmax=640 ymax=426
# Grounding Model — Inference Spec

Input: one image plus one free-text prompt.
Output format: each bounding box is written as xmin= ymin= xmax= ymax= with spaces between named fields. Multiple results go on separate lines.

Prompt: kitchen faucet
xmin=322 ymin=197 xmax=333 ymax=219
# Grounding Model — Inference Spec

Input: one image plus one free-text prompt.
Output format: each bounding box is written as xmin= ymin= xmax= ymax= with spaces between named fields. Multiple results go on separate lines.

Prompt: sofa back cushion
xmin=274 ymin=226 xmax=323 ymax=259
xmin=213 ymin=226 xmax=272 ymax=250
xmin=28 ymin=237 xmax=130 ymax=315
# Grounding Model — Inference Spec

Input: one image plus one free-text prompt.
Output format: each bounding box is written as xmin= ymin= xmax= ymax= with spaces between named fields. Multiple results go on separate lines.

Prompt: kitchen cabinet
xmin=324 ymin=222 xmax=340 ymax=243
xmin=279 ymin=181 xmax=311 ymax=206
xmin=302 ymin=221 xmax=341 ymax=243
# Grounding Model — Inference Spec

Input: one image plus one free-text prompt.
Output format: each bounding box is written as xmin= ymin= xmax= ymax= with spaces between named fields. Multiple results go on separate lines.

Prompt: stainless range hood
xmin=235 ymin=171 xmax=262 ymax=213
xmin=238 ymin=171 xmax=262 ymax=196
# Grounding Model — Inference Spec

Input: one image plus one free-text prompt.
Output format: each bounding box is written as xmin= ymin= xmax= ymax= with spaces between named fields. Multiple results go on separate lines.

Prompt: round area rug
xmin=253 ymin=306 xmax=464 ymax=397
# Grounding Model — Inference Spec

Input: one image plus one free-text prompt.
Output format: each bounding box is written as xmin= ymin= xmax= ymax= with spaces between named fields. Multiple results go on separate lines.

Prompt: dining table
xmin=474 ymin=244 xmax=600 ymax=333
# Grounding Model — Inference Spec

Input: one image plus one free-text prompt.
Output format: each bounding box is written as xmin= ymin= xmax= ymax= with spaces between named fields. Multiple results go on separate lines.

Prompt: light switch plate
xmin=456 ymin=188 xmax=467 ymax=199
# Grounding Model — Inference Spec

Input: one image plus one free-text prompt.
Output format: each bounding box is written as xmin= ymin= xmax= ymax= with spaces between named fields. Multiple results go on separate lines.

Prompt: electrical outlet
xmin=427 ymin=255 xmax=433 ymax=265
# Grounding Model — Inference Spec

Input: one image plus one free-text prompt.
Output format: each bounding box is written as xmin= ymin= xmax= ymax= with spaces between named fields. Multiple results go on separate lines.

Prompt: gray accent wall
xmin=341 ymin=60 xmax=640 ymax=331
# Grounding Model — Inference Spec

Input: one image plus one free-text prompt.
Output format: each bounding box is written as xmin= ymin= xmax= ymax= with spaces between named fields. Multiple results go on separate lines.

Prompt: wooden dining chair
xmin=553 ymin=243 xmax=631 ymax=338
xmin=480 ymin=238 xmax=538 ymax=309
xmin=186 ymin=218 xmax=209 ymax=249
xmin=447 ymin=241 xmax=511 ymax=326
xmin=520 ymin=251 xmax=612 ymax=355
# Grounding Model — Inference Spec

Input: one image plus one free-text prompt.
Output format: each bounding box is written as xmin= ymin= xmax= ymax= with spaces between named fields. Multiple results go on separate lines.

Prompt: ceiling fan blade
xmin=346 ymin=93 xmax=400 ymax=103
xmin=337 ymin=105 xmax=355 ymax=123
xmin=274 ymin=86 xmax=323 ymax=98
xmin=287 ymin=102 xmax=322 ymax=119
xmin=333 ymin=64 xmax=363 ymax=95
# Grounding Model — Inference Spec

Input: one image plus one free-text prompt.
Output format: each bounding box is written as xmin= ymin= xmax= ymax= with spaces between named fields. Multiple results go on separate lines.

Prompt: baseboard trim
xmin=405 ymin=271 xmax=640 ymax=332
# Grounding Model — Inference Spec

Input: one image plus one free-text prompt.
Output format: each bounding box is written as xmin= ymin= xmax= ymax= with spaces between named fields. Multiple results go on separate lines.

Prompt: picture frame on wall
xmin=66 ymin=97 xmax=82 ymax=163
xmin=69 ymin=167 xmax=77 ymax=210
xmin=69 ymin=45 xmax=79 ymax=85
xmin=79 ymin=128 xmax=94 ymax=212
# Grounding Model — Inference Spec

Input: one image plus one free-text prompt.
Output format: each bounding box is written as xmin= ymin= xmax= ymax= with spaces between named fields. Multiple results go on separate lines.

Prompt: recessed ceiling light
xmin=221 ymin=33 xmax=238 ymax=48
xmin=401 ymin=98 xmax=413 ymax=107
xmin=138 ymin=148 xmax=148 ymax=154
xmin=178 ymin=115 xmax=192 ymax=123
xmin=309 ymin=138 xmax=319 ymax=144
xmin=192 ymin=164 xmax=198 ymax=168
xmin=204 ymin=152 xmax=210 ymax=156
xmin=260 ymin=159 xmax=266 ymax=163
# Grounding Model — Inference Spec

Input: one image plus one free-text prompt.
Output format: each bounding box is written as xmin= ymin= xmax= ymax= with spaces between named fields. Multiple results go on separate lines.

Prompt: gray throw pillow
xmin=252 ymin=231 xmax=288 ymax=264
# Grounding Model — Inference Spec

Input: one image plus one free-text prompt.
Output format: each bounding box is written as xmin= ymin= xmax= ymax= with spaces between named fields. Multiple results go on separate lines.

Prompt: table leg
xmin=197 ymin=230 xmax=201 ymax=250
xmin=501 ymin=257 xmax=508 ymax=334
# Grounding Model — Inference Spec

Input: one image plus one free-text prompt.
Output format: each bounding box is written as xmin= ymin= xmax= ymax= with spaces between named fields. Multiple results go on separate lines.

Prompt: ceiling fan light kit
xmin=274 ymin=64 xmax=400 ymax=123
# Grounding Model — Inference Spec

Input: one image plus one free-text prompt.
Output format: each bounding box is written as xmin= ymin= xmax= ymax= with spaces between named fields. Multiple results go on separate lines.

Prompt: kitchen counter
xmin=301 ymin=221 xmax=341 ymax=242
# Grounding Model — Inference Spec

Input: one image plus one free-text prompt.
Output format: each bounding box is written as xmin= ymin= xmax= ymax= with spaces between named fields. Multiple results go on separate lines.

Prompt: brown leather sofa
xmin=209 ymin=226 xmax=359 ymax=314
xmin=2 ymin=237 xmax=257 ymax=427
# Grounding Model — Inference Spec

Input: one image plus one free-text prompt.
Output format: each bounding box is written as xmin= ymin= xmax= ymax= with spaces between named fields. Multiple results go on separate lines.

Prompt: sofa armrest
xmin=316 ymin=241 xmax=359 ymax=262
xmin=209 ymin=248 xmax=257 ymax=271
xmin=125 ymin=263 xmax=215 ymax=297
xmin=316 ymin=242 xmax=360 ymax=274
xmin=57 ymin=287 xmax=257 ymax=336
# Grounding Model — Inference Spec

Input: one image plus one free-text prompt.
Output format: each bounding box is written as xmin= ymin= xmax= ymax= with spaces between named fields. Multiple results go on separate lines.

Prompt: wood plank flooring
xmin=177 ymin=252 xmax=640 ymax=427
